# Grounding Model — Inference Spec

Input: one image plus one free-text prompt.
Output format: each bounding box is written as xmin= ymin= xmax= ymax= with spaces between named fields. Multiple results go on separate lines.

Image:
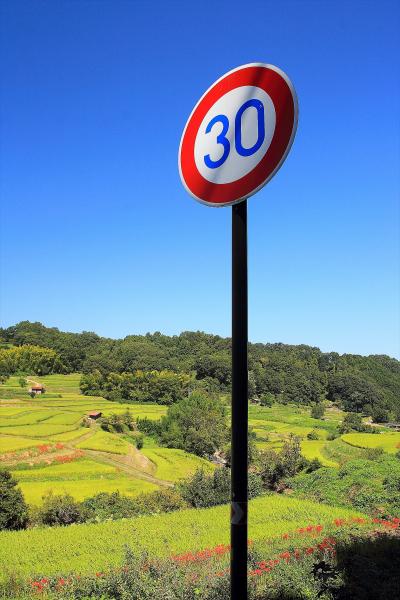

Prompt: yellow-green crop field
xmin=0 ymin=436 xmax=49 ymax=453
xmin=0 ymin=375 xmax=209 ymax=506
xmin=341 ymin=432 xmax=400 ymax=454
xmin=76 ymin=429 xmax=132 ymax=454
xmin=13 ymin=458 xmax=158 ymax=505
xmin=142 ymin=444 xmax=215 ymax=482
xmin=0 ymin=494 xmax=367 ymax=581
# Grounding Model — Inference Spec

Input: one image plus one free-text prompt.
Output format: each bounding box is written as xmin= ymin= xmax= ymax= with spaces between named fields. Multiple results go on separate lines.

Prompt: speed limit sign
xmin=178 ymin=63 xmax=298 ymax=207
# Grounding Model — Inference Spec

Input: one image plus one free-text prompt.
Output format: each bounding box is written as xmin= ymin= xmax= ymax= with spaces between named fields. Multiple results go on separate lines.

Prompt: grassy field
xmin=342 ymin=432 xmax=400 ymax=454
xmin=0 ymin=494 xmax=367 ymax=581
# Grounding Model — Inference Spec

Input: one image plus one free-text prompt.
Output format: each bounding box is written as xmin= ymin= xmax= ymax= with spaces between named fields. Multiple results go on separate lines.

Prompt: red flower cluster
xmin=249 ymin=537 xmax=337 ymax=577
xmin=372 ymin=516 xmax=400 ymax=530
xmin=54 ymin=450 xmax=84 ymax=464
xmin=172 ymin=540 xmax=253 ymax=564
xmin=31 ymin=578 xmax=49 ymax=592
xmin=0 ymin=443 xmax=67 ymax=464
xmin=37 ymin=444 xmax=51 ymax=454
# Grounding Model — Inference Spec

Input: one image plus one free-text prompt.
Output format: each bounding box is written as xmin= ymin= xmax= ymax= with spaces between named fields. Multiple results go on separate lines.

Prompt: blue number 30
xmin=204 ymin=99 xmax=265 ymax=169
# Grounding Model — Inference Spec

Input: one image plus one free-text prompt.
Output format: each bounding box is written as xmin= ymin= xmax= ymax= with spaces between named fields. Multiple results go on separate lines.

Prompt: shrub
xmin=305 ymin=458 xmax=323 ymax=472
xmin=134 ymin=488 xmax=187 ymax=514
xmin=0 ymin=469 xmax=28 ymax=530
xmin=311 ymin=403 xmax=325 ymax=419
xmin=81 ymin=491 xmax=139 ymax=522
xmin=257 ymin=436 xmax=306 ymax=490
xmin=136 ymin=417 xmax=162 ymax=437
xmin=36 ymin=492 xmax=84 ymax=526
xmin=160 ymin=392 xmax=228 ymax=457
xmin=178 ymin=467 xmax=262 ymax=508
xmin=260 ymin=392 xmax=275 ymax=407
xmin=339 ymin=413 xmax=371 ymax=434
xmin=307 ymin=429 xmax=320 ymax=440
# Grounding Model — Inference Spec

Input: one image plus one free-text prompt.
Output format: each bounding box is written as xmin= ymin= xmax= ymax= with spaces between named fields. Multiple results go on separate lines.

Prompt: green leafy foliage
xmin=2 ymin=322 xmax=399 ymax=417
xmin=100 ymin=410 xmax=136 ymax=433
xmin=159 ymin=392 xmax=228 ymax=457
xmin=80 ymin=369 xmax=192 ymax=404
xmin=289 ymin=454 xmax=400 ymax=516
xmin=339 ymin=413 xmax=372 ymax=434
xmin=0 ymin=470 xmax=29 ymax=530
xmin=34 ymin=492 xmax=84 ymax=526
xmin=178 ymin=467 xmax=263 ymax=508
xmin=0 ymin=345 xmax=63 ymax=377
xmin=311 ymin=403 xmax=325 ymax=419
xmin=256 ymin=436 xmax=307 ymax=490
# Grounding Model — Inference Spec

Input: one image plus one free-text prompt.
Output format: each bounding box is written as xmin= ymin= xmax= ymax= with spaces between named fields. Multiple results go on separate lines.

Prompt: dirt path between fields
xmin=85 ymin=448 xmax=172 ymax=488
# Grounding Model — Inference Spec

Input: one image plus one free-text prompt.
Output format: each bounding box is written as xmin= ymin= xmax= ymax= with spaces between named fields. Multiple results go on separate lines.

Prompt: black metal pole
xmin=231 ymin=199 xmax=248 ymax=600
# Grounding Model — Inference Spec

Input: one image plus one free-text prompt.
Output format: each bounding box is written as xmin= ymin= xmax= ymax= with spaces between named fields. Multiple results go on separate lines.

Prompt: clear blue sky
xmin=0 ymin=0 xmax=399 ymax=358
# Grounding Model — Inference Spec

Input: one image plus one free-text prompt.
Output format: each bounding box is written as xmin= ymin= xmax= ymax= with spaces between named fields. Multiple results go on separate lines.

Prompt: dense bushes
xmin=100 ymin=410 xmax=136 ymax=433
xmin=159 ymin=392 xmax=228 ymax=457
xmin=256 ymin=436 xmax=307 ymax=490
xmin=80 ymin=369 xmax=192 ymax=404
xmin=338 ymin=413 xmax=374 ymax=434
xmin=0 ymin=469 xmax=29 ymax=530
xmin=34 ymin=492 xmax=84 ymax=526
xmin=178 ymin=467 xmax=263 ymax=508
xmin=288 ymin=454 xmax=400 ymax=516
xmin=30 ymin=489 xmax=188 ymax=527
xmin=0 ymin=345 xmax=63 ymax=378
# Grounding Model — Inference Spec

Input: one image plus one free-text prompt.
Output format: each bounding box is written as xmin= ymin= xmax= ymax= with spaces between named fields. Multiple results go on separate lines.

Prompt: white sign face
xmin=179 ymin=63 xmax=298 ymax=207
xmin=194 ymin=86 xmax=276 ymax=185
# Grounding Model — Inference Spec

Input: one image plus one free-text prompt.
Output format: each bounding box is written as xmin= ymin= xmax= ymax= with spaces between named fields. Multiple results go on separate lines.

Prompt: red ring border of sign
xmin=178 ymin=63 xmax=298 ymax=207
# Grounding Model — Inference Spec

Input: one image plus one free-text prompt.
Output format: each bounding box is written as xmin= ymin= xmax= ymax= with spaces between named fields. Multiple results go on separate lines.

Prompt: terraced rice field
xmin=13 ymin=458 xmax=158 ymax=504
xmin=0 ymin=494 xmax=367 ymax=580
xmin=0 ymin=374 xmax=395 ymax=509
xmin=0 ymin=375 xmax=210 ymax=505
xmin=141 ymin=440 xmax=215 ymax=482
xmin=342 ymin=432 xmax=400 ymax=454
xmin=76 ymin=429 xmax=133 ymax=454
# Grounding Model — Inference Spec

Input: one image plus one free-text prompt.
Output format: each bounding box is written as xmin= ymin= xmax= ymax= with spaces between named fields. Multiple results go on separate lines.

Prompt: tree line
xmin=1 ymin=321 xmax=399 ymax=419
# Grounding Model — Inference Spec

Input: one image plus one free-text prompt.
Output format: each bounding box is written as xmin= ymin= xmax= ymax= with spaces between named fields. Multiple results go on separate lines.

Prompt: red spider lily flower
xmin=294 ymin=549 xmax=302 ymax=560
xmin=306 ymin=525 xmax=314 ymax=532
xmin=40 ymin=578 xmax=49 ymax=584
xmin=95 ymin=572 xmax=104 ymax=578
xmin=58 ymin=578 xmax=66 ymax=586
xmin=279 ymin=551 xmax=291 ymax=562
xmin=298 ymin=527 xmax=305 ymax=534
xmin=250 ymin=569 xmax=264 ymax=576
xmin=282 ymin=533 xmax=289 ymax=540
xmin=334 ymin=518 xmax=345 ymax=527
xmin=315 ymin=524 xmax=323 ymax=533
xmin=214 ymin=544 xmax=229 ymax=556
xmin=305 ymin=547 xmax=315 ymax=555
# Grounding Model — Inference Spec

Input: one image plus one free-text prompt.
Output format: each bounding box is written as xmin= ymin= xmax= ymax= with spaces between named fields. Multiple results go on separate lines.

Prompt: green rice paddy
xmin=0 ymin=494 xmax=366 ymax=580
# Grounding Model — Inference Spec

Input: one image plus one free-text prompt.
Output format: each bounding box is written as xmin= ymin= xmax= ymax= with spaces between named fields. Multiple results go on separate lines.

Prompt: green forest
xmin=1 ymin=321 xmax=399 ymax=420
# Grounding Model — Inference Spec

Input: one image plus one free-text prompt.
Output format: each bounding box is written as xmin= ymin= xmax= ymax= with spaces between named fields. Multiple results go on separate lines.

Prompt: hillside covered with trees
xmin=1 ymin=321 xmax=399 ymax=420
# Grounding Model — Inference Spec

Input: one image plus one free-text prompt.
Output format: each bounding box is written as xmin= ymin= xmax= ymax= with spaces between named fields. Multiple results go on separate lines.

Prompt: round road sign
xmin=178 ymin=63 xmax=298 ymax=207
